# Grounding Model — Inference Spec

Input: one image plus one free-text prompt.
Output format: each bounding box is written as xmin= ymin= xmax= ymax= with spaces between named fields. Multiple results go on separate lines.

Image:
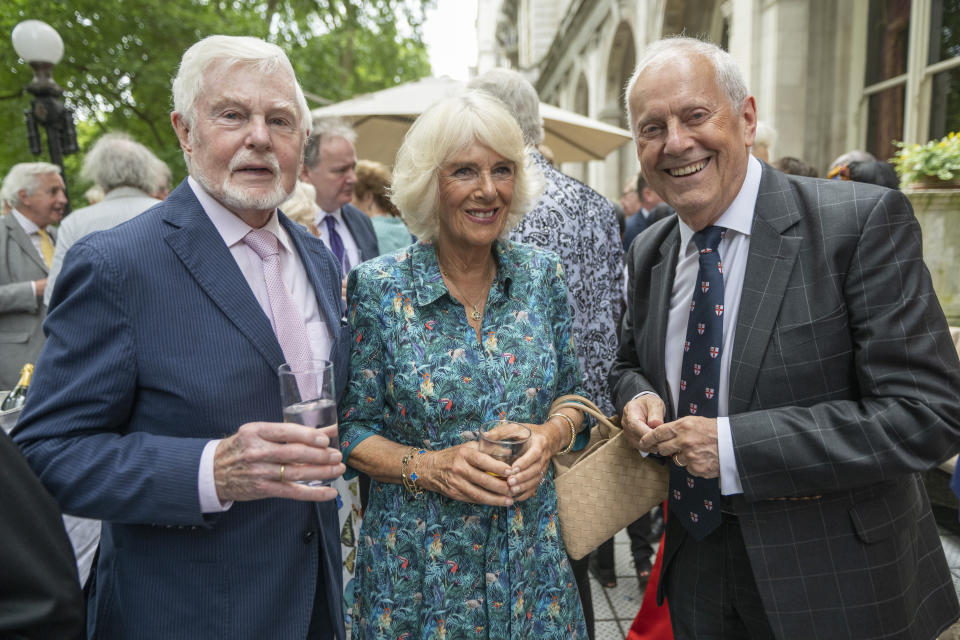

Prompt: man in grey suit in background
xmin=611 ymin=37 xmax=960 ymax=639
xmin=0 ymin=162 xmax=65 ymax=388
xmin=45 ymin=132 xmax=168 ymax=306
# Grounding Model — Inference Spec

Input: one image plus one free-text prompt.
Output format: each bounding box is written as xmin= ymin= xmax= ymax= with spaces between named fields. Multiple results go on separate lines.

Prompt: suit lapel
xmin=161 ymin=184 xmax=285 ymax=371
xmin=650 ymin=227 xmax=680 ymax=417
xmin=728 ymin=167 xmax=802 ymax=414
xmin=5 ymin=215 xmax=47 ymax=273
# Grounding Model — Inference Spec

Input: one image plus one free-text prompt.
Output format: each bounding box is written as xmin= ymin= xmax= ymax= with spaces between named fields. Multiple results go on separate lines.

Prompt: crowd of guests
xmin=1 ymin=31 xmax=959 ymax=640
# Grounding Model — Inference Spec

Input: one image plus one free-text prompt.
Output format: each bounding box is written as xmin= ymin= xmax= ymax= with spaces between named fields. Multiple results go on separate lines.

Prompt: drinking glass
xmin=479 ymin=421 xmax=531 ymax=476
xmin=278 ymin=359 xmax=338 ymax=486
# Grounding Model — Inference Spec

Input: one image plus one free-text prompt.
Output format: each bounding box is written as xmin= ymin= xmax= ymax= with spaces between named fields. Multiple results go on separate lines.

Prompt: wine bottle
xmin=1 ymin=363 xmax=34 ymax=411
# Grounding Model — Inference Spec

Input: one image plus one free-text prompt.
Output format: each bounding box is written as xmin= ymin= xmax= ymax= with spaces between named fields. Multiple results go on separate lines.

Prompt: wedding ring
xmin=673 ymin=454 xmax=685 ymax=468
xmin=280 ymin=463 xmax=286 ymax=483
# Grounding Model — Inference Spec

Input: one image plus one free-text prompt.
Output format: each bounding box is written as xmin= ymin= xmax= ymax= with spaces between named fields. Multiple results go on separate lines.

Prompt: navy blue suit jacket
xmin=14 ymin=180 xmax=348 ymax=639
xmin=340 ymin=203 xmax=379 ymax=263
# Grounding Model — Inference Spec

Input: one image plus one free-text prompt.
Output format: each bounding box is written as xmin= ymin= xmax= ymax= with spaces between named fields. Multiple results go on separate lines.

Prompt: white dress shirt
xmin=189 ymin=177 xmax=333 ymax=512
xmin=314 ymin=206 xmax=361 ymax=273
xmin=664 ymin=155 xmax=762 ymax=495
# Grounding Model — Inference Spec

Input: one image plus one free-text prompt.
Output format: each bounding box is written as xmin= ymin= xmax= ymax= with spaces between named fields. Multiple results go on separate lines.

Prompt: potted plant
xmin=893 ymin=132 xmax=960 ymax=189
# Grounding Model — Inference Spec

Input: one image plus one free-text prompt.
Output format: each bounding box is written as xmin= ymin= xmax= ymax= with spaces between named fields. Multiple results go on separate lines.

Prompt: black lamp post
xmin=12 ymin=20 xmax=78 ymax=214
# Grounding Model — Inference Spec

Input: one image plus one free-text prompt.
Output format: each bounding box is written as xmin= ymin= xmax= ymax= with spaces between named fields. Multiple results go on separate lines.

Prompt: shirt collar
xmin=11 ymin=209 xmax=40 ymax=235
xmin=187 ymin=176 xmax=293 ymax=254
xmin=314 ymin=205 xmax=344 ymax=227
xmin=677 ymin=154 xmax=762 ymax=256
xmin=410 ymin=239 xmax=515 ymax=308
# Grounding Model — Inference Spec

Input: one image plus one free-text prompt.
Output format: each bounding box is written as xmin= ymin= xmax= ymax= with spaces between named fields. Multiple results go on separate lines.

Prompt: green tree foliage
xmin=0 ymin=0 xmax=433 ymax=207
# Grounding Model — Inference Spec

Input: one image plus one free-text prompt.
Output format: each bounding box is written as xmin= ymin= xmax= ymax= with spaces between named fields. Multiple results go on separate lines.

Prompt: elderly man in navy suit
xmin=612 ymin=37 xmax=960 ymax=639
xmin=15 ymin=35 xmax=348 ymax=639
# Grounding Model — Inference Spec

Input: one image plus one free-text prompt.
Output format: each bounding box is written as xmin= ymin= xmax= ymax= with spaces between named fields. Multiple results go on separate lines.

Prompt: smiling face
xmin=437 ymin=141 xmax=515 ymax=254
xmin=301 ymin=135 xmax=357 ymax=213
xmin=18 ymin=172 xmax=66 ymax=227
xmin=628 ymin=53 xmax=756 ymax=230
xmin=172 ymin=59 xmax=304 ymax=227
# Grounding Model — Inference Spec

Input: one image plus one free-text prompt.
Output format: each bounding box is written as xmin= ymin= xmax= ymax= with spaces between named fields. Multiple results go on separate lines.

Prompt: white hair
xmin=624 ymin=36 xmax=749 ymax=135
xmin=754 ymin=121 xmax=778 ymax=148
xmin=467 ymin=68 xmax=544 ymax=146
xmin=391 ymin=90 xmax=545 ymax=242
xmin=172 ymin=35 xmax=310 ymax=137
xmin=80 ymin=132 xmax=166 ymax=193
xmin=2 ymin=162 xmax=63 ymax=208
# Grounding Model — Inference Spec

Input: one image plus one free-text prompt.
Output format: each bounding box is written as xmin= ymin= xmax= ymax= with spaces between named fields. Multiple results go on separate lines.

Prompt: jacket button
xmin=302 ymin=529 xmax=316 ymax=543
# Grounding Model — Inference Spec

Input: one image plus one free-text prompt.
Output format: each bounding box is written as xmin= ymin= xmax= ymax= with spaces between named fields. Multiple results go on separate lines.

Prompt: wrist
xmin=547 ymin=413 xmax=577 ymax=455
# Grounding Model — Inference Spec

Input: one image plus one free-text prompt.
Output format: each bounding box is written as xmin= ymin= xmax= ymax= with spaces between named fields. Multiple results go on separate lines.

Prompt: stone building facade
xmin=476 ymin=0 xmax=959 ymax=201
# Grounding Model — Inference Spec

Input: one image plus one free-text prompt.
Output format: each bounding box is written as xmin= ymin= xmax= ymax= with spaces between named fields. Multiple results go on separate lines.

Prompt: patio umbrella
xmin=310 ymin=76 xmax=633 ymax=166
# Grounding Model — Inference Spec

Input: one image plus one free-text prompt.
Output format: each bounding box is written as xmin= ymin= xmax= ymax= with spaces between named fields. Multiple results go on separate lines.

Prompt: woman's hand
xmin=417 ymin=442 xmax=516 ymax=507
xmin=501 ymin=422 xmax=557 ymax=502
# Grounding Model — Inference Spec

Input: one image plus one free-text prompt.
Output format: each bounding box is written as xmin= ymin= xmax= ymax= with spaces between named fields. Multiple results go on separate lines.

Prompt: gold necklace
xmin=440 ymin=262 xmax=494 ymax=322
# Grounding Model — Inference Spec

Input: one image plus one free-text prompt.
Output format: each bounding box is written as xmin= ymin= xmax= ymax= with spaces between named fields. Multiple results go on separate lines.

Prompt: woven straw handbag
xmin=550 ymin=394 xmax=669 ymax=560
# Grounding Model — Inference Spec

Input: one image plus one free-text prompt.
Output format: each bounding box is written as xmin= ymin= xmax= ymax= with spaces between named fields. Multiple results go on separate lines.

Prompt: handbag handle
xmin=548 ymin=394 xmax=620 ymax=434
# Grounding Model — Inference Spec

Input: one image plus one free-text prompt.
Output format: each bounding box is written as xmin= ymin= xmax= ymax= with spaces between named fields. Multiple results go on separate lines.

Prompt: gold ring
xmin=280 ymin=464 xmax=286 ymax=483
xmin=673 ymin=454 xmax=685 ymax=468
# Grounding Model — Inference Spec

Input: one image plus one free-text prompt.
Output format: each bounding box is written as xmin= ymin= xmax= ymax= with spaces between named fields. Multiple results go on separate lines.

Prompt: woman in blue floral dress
xmin=339 ymin=91 xmax=589 ymax=639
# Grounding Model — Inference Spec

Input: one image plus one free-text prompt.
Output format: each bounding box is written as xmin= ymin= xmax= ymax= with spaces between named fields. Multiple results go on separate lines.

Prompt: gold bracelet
xmin=400 ymin=447 xmax=418 ymax=495
xmin=409 ymin=449 xmax=426 ymax=499
xmin=549 ymin=412 xmax=578 ymax=455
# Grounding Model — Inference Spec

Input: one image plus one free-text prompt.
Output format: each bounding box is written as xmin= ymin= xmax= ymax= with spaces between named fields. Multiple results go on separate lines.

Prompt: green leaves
xmin=0 ymin=0 xmax=433 ymax=209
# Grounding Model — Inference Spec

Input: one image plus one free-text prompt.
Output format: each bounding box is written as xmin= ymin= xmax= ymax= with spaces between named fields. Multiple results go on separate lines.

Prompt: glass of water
xmin=278 ymin=359 xmax=338 ymax=486
xmin=479 ymin=421 xmax=531 ymax=477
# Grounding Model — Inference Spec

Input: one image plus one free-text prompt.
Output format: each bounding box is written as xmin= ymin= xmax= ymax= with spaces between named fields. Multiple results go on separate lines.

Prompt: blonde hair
xmin=391 ymin=90 xmax=544 ymax=242
xmin=279 ymin=180 xmax=317 ymax=227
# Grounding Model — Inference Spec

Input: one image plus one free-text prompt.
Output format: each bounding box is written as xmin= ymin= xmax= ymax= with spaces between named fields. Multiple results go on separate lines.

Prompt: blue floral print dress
xmin=340 ymin=239 xmax=588 ymax=639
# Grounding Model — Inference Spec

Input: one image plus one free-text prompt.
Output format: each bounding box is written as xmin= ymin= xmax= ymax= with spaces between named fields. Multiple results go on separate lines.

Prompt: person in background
xmin=45 ymin=132 xmax=167 ymax=307
xmin=14 ymin=35 xmax=347 ymax=639
xmin=827 ymin=149 xmax=876 ymax=178
xmin=150 ymin=158 xmax=173 ymax=200
xmin=469 ymin=67 xmax=624 ymax=639
xmin=300 ymin=117 xmax=379 ymax=289
xmin=772 ymin=155 xmax=818 ymax=177
xmin=280 ymin=180 xmax=321 ymax=233
xmin=614 ymin=36 xmax=960 ymax=639
xmin=0 ymin=429 xmax=83 ymax=639
xmin=752 ymin=120 xmax=777 ymax=162
xmin=351 ymin=159 xmax=412 ymax=255
xmin=0 ymin=162 xmax=65 ymax=389
xmin=620 ymin=175 xmax=642 ymax=219
xmin=831 ymin=159 xmax=901 ymax=190
xmin=622 ymin=172 xmax=671 ymax=251
xmin=83 ymin=185 xmax=105 ymax=205
xmin=339 ymin=90 xmax=589 ymax=639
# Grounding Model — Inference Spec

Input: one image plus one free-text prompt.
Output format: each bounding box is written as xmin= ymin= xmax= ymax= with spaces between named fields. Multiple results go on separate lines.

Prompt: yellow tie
xmin=36 ymin=228 xmax=54 ymax=268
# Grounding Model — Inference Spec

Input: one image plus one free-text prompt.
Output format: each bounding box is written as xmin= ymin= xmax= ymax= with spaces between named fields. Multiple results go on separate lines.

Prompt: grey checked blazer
xmin=611 ymin=163 xmax=960 ymax=639
xmin=0 ymin=214 xmax=55 ymax=388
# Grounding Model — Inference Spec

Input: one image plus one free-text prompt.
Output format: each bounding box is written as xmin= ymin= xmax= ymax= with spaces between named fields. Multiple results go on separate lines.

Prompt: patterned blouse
xmin=340 ymin=240 xmax=588 ymax=639
xmin=509 ymin=151 xmax=624 ymax=415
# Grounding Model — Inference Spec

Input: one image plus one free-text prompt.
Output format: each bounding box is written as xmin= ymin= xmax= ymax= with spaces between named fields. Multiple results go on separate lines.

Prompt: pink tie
xmin=243 ymin=229 xmax=315 ymax=374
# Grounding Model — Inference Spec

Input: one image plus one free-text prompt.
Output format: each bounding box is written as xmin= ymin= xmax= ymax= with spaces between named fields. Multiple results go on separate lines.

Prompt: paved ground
xmin=590 ymin=528 xmax=648 ymax=640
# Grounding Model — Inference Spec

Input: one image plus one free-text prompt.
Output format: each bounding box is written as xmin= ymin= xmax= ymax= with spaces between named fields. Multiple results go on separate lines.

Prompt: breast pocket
xmin=774 ymin=306 xmax=850 ymax=360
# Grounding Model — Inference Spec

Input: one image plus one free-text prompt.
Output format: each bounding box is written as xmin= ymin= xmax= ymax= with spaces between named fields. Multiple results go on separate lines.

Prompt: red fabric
xmin=626 ymin=503 xmax=673 ymax=640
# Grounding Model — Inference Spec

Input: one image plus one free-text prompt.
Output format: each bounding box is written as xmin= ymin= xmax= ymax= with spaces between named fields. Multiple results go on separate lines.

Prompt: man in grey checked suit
xmin=0 ymin=162 xmax=65 ymax=388
xmin=611 ymin=37 xmax=960 ymax=639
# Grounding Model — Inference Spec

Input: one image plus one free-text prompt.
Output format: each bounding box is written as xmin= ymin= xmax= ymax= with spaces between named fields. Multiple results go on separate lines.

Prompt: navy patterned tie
xmin=671 ymin=225 xmax=725 ymax=540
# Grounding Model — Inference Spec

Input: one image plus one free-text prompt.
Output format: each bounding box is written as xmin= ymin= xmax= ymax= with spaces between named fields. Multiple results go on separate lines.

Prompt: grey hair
xmin=467 ymin=68 xmax=544 ymax=146
xmin=149 ymin=156 xmax=173 ymax=195
xmin=80 ymin=132 xmax=165 ymax=193
xmin=829 ymin=150 xmax=876 ymax=173
xmin=172 ymin=35 xmax=310 ymax=136
xmin=391 ymin=90 xmax=545 ymax=243
xmin=303 ymin=117 xmax=357 ymax=168
xmin=624 ymin=36 xmax=749 ymax=135
xmin=2 ymin=162 xmax=63 ymax=208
